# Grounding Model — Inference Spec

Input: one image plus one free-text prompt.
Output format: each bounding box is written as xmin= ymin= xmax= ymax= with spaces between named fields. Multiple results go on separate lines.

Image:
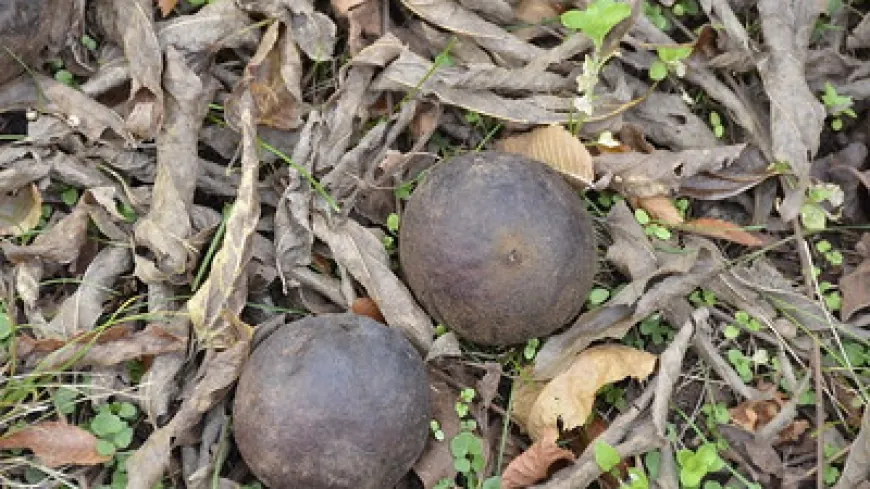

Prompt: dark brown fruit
xmin=233 ymin=314 xmax=430 ymax=489
xmin=399 ymin=151 xmax=596 ymax=346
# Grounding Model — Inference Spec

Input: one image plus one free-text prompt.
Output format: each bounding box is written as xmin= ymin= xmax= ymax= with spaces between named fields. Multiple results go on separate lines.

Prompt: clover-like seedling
xmin=594 ymin=440 xmax=621 ymax=473
xmin=821 ymin=82 xmax=857 ymax=131
xmin=89 ymin=402 xmax=138 ymax=456
xmin=561 ymin=0 xmax=632 ymax=51
xmin=649 ymin=45 xmax=693 ymax=81
xmin=676 ymin=443 xmax=724 ymax=487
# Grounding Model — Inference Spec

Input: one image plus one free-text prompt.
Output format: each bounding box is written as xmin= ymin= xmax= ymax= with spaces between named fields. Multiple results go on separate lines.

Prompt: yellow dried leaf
xmin=527 ymin=345 xmax=657 ymax=441
xmin=497 ymin=125 xmax=594 ymax=187
xmin=0 ymin=184 xmax=42 ymax=237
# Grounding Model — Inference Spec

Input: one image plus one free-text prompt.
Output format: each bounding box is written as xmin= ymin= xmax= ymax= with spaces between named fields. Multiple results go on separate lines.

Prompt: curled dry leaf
xmin=527 ymin=345 xmax=657 ymax=441
xmin=497 ymin=125 xmax=594 ymax=187
xmin=840 ymin=233 xmax=870 ymax=320
xmin=501 ymin=428 xmax=574 ymax=489
xmin=351 ymin=297 xmax=386 ymax=324
xmin=0 ymin=183 xmax=41 ymax=237
xmin=635 ymin=194 xmax=683 ymax=225
xmin=677 ymin=218 xmax=764 ymax=247
xmin=0 ymin=421 xmax=111 ymax=467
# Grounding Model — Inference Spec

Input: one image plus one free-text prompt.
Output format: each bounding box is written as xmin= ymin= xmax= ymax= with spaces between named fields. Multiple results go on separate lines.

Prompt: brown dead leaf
xmin=413 ymin=379 xmax=462 ymax=488
xmin=497 ymin=125 xmax=594 ymax=187
xmin=527 ymin=345 xmax=657 ymax=440
xmin=351 ymin=297 xmax=386 ymax=324
xmin=635 ymin=195 xmax=683 ymax=225
xmin=729 ymin=392 xmax=809 ymax=445
xmin=0 ymin=421 xmax=111 ymax=467
xmin=227 ymin=21 xmax=304 ymax=130
xmin=157 ymin=0 xmax=178 ymax=17
xmin=0 ymin=184 xmax=41 ymax=237
xmin=840 ymin=234 xmax=870 ymax=320
xmin=501 ymin=428 xmax=574 ymax=489
xmin=677 ymin=218 xmax=764 ymax=247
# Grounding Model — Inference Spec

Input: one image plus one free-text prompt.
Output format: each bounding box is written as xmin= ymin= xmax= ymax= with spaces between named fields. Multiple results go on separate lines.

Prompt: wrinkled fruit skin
xmin=233 ymin=313 xmax=430 ymax=489
xmin=400 ymin=151 xmax=597 ymax=346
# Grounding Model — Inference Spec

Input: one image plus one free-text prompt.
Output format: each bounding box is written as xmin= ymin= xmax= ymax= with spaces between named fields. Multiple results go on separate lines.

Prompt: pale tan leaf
xmin=677 ymin=218 xmax=764 ymax=247
xmin=528 ymin=345 xmax=657 ymax=440
xmin=636 ymin=195 xmax=683 ymax=225
xmin=0 ymin=421 xmax=111 ymax=467
xmin=501 ymin=428 xmax=575 ymax=489
xmin=157 ymin=0 xmax=177 ymax=17
xmin=0 ymin=184 xmax=41 ymax=237
xmin=497 ymin=125 xmax=594 ymax=187
xmin=187 ymin=90 xmax=260 ymax=349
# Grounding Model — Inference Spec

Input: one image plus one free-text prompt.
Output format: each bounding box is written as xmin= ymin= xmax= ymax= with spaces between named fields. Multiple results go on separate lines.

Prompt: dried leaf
xmin=1 ymin=204 xmax=89 ymax=265
xmin=679 ymin=168 xmax=775 ymax=201
xmin=351 ymin=297 xmax=386 ymax=324
xmin=113 ymin=0 xmax=164 ymax=139
xmin=501 ymin=428 xmax=575 ymax=489
xmin=729 ymin=392 xmax=809 ymax=445
xmin=0 ymin=422 xmax=111 ymax=467
xmin=497 ymin=125 xmax=594 ymax=187
xmin=157 ymin=0 xmax=177 ymax=17
xmin=134 ymin=47 xmax=211 ymax=283
xmin=31 ymin=324 xmax=186 ymax=369
xmin=227 ymin=21 xmax=304 ymax=130
xmin=312 ymin=214 xmax=433 ymax=352
xmin=157 ymin=0 xmax=258 ymax=52
xmin=595 ymin=145 xmax=747 ymax=199
xmin=399 ymin=0 xmax=544 ymax=63
xmin=677 ymin=218 xmax=764 ymax=247
xmin=527 ymin=345 xmax=657 ymax=440
xmin=757 ymin=0 xmax=826 ymax=222
xmin=188 ymin=90 xmax=260 ymax=349
xmin=45 ymin=246 xmax=132 ymax=339
xmin=636 ymin=195 xmax=683 ymax=225
xmin=0 ymin=184 xmax=41 ymax=237
xmin=127 ymin=339 xmax=250 ymax=489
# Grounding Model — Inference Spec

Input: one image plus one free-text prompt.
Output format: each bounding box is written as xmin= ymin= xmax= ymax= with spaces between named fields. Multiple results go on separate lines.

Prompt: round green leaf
xmin=649 ymin=60 xmax=668 ymax=81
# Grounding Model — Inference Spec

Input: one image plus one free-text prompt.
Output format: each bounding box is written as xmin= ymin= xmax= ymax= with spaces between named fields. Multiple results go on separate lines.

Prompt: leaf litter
xmin=0 ymin=0 xmax=869 ymax=488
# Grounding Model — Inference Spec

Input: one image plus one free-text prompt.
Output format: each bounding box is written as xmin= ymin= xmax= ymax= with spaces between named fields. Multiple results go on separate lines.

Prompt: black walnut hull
xmin=233 ymin=314 xmax=430 ymax=489
xmin=399 ymin=151 xmax=597 ymax=345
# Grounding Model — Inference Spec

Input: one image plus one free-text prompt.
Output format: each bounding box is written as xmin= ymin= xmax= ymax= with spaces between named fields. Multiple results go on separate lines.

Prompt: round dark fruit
xmin=233 ymin=313 xmax=430 ymax=489
xmin=399 ymin=151 xmax=597 ymax=346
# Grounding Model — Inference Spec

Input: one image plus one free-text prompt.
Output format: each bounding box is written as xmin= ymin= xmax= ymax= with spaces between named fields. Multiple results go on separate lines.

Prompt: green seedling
xmin=81 ymin=35 xmax=98 ymax=51
xmin=436 ymin=387 xmax=496 ymax=489
xmin=727 ymin=349 xmax=753 ymax=382
xmin=634 ymin=208 xmax=672 ymax=240
xmin=800 ymin=183 xmax=843 ymax=231
xmin=815 ymin=240 xmax=843 ymax=266
xmin=671 ymin=0 xmax=699 ymax=16
xmin=600 ymin=384 xmax=627 ymax=410
xmin=61 ymin=187 xmax=79 ymax=207
xmin=561 ymin=0 xmax=632 ymax=119
xmin=594 ymin=440 xmax=621 ymax=473
xmin=523 ymin=338 xmax=541 ymax=361
xmin=639 ymin=314 xmax=674 ymax=345
xmin=708 ymin=111 xmax=725 ymax=138
xmin=88 ymin=402 xmax=138 ymax=457
xmin=621 ymin=468 xmax=650 ymax=489
xmin=649 ymin=45 xmax=693 ymax=81
xmin=383 ymin=212 xmax=400 ymax=252
xmin=821 ymin=82 xmax=856 ymax=131
xmin=689 ymin=288 xmax=717 ymax=307
xmin=676 ymin=443 xmax=724 ymax=487
xmin=725 ymin=310 xmax=764 ymax=340
xmin=643 ymin=1 xmax=670 ymax=30
xmin=820 ymin=281 xmax=842 ymax=312
xmin=431 ymin=419 xmax=446 ymax=441
xmin=700 ymin=402 xmax=730 ymax=431
xmin=587 ymin=287 xmax=611 ymax=307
